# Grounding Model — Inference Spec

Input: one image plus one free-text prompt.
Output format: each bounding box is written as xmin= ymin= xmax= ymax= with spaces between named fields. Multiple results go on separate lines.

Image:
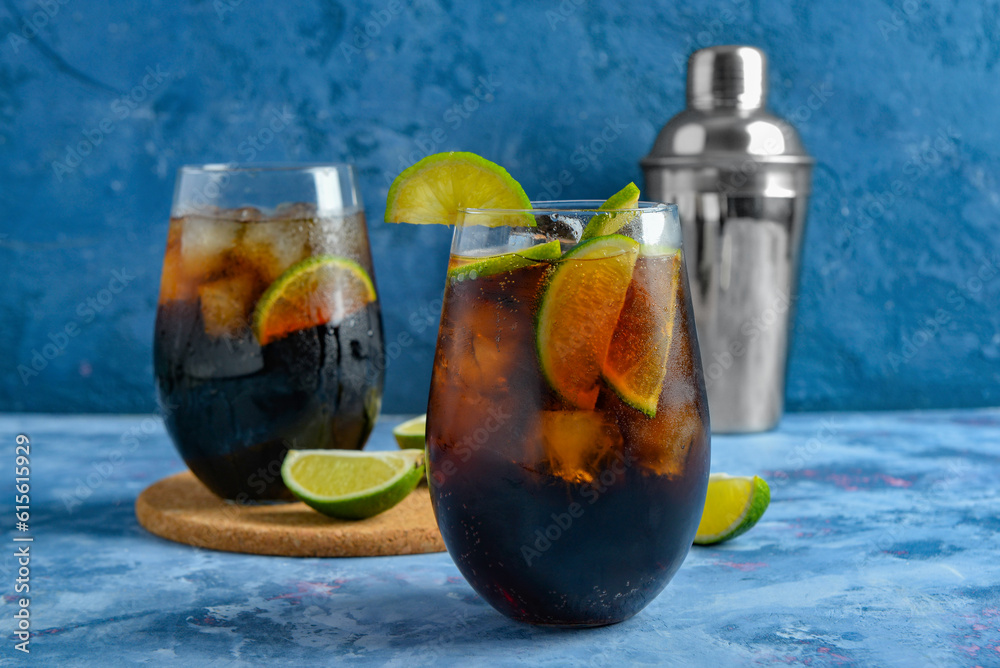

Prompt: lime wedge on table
xmin=281 ymin=450 xmax=425 ymax=520
xmin=694 ymin=474 xmax=771 ymax=545
xmin=385 ymin=152 xmax=533 ymax=227
xmin=392 ymin=415 xmax=427 ymax=450
xmin=536 ymin=235 xmax=640 ymax=410
xmin=252 ymin=255 xmax=376 ymax=346
xmin=579 ymin=182 xmax=641 ymax=240
xmin=448 ymin=240 xmax=562 ymax=281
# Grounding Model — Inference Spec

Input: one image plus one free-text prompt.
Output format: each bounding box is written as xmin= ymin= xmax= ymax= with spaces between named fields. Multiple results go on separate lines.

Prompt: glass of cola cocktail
xmin=426 ymin=201 xmax=710 ymax=626
xmin=155 ymin=164 xmax=384 ymax=502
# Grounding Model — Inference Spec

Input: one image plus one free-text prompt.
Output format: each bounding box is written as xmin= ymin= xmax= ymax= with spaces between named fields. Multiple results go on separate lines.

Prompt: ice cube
xmin=535 ymin=213 xmax=584 ymax=242
xmin=197 ymin=272 xmax=260 ymax=338
xmin=308 ymin=212 xmax=369 ymax=259
xmin=540 ymin=410 xmax=623 ymax=483
xmin=232 ymin=206 xmax=263 ymax=222
xmin=180 ymin=215 xmax=242 ymax=281
xmin=159 ymin=219 xmax=197 ymax=302
xmin=182 ymin=327 xmax=264 ymax=379
xmin=273 ymin=201 xmax=318 ymax=219
xmin=471 ymin=330 xmax=509 ymax=385
xmin=440 ymin=292 xmax=536 ymax=392
xmin=619 ymin=401 xmax=703 ymax=478
xmin=238 ymin=219 xmax=310 ymax=283
xmin=608 ymin=320 xmax=707 ymax=479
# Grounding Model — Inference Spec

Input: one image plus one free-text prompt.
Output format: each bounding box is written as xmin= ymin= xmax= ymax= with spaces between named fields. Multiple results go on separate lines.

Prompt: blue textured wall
xmin=1 ymin=0 xmax=998 ymax=414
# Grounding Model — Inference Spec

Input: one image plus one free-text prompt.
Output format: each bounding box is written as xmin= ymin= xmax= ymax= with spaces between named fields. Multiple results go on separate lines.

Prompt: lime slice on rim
xmin=385 ymin=151 xmax=534 ymax=227
xmin=694 ymin=474 xmax=771 ymax=545
xmin=536 ymin=234 xmax=640 ymax=409
xmin=281 ymin=449 xmax=425 ymax=520
xmin=252 ymin=255 xmax=376 ymax=346
xmin=447 ymin=240 xmax=561 ymax=281
xmin=392 ymin=415 xmax=427 ymax=450
xmin=602 ymin=249 xmax=682 ymax=417
xmin=579 ymin=182 xmax=641 ymax=241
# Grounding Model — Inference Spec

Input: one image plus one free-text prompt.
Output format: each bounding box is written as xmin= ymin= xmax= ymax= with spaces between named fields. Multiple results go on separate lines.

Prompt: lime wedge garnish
xmin=579 ymin=182 xmax=641 ymax=241
xmin=536 ymin=235 xmax=639 ymax=409
xmin=694 ymin=474 xmax=771 ymax=545
xmin=602 ymin=249 xmax=682 ymax=417
xmin=385 ymin=151 xmax=533 ymax=227
xmin=392 ymin=415 xmax=426 ymax=450
xmin=447 ymin=240 xmax=561 ymax=281
xmin=251 ymin=255 xmax=376 ymax=345
xmin=281 ymin=449 xmax=425 ymax=520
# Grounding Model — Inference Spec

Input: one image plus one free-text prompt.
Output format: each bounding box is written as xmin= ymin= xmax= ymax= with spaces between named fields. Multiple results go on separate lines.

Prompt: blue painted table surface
xmin=2 ymin=410 xmax=1000 ymax=667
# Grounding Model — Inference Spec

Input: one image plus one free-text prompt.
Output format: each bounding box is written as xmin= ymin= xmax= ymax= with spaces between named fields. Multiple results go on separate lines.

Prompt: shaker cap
xmin=641 ymin=44 xmax=813 ymax=167
xmin=688 ymin=45 xmax=767 ymax=110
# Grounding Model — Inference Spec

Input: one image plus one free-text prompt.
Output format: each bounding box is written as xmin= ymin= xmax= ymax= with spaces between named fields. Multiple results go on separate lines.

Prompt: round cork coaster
xmin=135 ymin=471 xmax=445 ymax=557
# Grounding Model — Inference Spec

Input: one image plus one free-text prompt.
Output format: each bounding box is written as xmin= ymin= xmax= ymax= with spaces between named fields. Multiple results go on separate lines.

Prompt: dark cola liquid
xmin=429 ymin=447 xmax=707 ymax=626
xmin=154 ymin=300 xmax=384 ymax=501
xmin=427 ymin=255 xmax=710 ymax=626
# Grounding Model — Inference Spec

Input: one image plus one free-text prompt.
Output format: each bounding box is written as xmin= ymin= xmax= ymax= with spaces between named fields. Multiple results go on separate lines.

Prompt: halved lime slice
xmin=579 ymin=182 xmax=641 ymax=241
xmin=602 ymin=249 xmax=682 ymax=417
xmin=392 ymin=415 xmax=426 ymax=450
xmin=385 ymin=151 xmax=533 ymax=227
xmin=252 ymin=255 xmax=376 ymax=345
xmin=694 ymin=474 xmax=771 ymax=545
xmin=536 ymin=235 xmax=640 ymax=409
xmin=281 ymin=449 xmax=425 ymax=520
xmin=447 ymin=240 xmax=561 ymax=282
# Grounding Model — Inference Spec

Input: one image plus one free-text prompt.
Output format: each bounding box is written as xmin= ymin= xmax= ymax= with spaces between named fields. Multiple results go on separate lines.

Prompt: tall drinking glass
xmin=427 ymin=201 xmax=710 ymax=626
xmin=154 ymin=164 xmax=384 ymax=502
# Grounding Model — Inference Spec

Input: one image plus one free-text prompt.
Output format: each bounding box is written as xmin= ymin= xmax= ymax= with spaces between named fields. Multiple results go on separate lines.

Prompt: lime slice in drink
xmin=252 ymin=255 xmax=376 ymax=346
xmin=447 ymin=240 xmax=561 ymax=282
xmin=640 ymin=244 xmax=680 ymax=257
xmin=281 ymin=449 xmax=425 ymax=520
xmin=602 ymin=249 xmax=682 ymax=417
xmin=579 ymin=182 xmax=641 ymax=241
xmin=392 ymin=415 xmax=427 ymax=450
xmin=536 ymin=235 xmax=640 ymax=409
xmin=385 ymin=151 xmax=534 ymax=227
xmin=694 ymin=474 xmax=771 ymax=545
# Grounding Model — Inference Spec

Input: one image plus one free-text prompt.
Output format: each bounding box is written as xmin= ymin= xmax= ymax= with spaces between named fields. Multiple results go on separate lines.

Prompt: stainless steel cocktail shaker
xmin=641 ymin=46 xmax=813 ymax=433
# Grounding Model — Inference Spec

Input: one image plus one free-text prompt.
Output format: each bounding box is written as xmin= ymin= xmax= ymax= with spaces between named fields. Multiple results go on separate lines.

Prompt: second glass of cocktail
xmin=155 ymin=164 xmax=384 ymax=502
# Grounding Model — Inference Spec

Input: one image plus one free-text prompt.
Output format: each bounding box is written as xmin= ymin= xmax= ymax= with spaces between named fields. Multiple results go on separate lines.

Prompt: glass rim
xmin=458 ymin=200 xmax=675 ymax=215
xmin=177 ymin=162 xmax=356 ymax=175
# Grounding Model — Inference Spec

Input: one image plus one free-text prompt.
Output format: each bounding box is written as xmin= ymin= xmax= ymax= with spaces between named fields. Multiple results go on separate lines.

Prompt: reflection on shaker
xmin=704 ymin=217 xmax=789 ymax=430
xmin=642 ymin=46 xmax=813 ymax=433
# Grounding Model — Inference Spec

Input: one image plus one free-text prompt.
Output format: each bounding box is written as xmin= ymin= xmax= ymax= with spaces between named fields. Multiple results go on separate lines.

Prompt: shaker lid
xmin=688 ymin=45 xmax=766 ymax=110
xmin=642 ymin=45 xmax=813 ymax=167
